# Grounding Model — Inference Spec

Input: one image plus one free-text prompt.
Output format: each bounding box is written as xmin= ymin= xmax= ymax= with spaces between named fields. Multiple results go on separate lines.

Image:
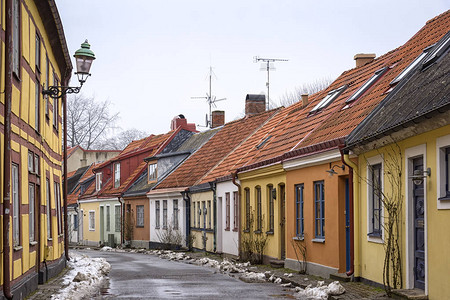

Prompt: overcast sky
xmin=55 ymin=1 xmax=449 ymax=135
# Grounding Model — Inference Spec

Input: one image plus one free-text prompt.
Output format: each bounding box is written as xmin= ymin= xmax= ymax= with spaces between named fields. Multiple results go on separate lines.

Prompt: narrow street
xmin=78 ymin=249 xmax=297 ymax=299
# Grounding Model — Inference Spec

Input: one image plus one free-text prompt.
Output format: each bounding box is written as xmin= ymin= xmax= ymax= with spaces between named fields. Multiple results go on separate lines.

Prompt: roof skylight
xmin=309 ymin=85 xmax=347 ymax=113
xmin=422 ymin=32 xmax=450 ymax=69
xmin=390 ymin=46 xmax=433 ymax=85
xmin=346 ymin=67 xmax=388 ymax=103
xmin=256 ymin=135 xmax=272 ymax=149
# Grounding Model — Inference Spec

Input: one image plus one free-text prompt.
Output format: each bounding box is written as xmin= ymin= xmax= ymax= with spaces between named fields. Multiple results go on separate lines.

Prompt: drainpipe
xmin=209 ymin=182 xmax=217 ymax=252
xmin=118 ymin=197 xmax=124 ymax=245
xmin=181 ymin=190 xmax=191 ymax=249
xmin=3 ymin=0 xmax=14 ymax=298
xmin=339 ymin=147 xmax=358 ymax=277
xmin=231 ymin=172 xmax=241 ymax=257
xmin=63 ymin=74 xmax=70 ymax=261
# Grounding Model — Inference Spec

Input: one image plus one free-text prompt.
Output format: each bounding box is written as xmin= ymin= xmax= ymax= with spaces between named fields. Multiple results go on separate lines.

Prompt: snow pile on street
xmin=100 ymin=246 xmax=112 ymax=251
xmin=51 ymin=253 xmax=111 ymax=300
xmin=295 ymin=281 xmax=345 ymax=299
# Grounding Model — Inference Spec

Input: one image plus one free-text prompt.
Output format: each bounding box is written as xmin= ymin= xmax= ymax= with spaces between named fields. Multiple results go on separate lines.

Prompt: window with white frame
xmin=295 ymin=184 xmax=304 ymax=237
xmin=268 ymin=185 xmax=274 ymax=232
xmin=115 ymin=205 xmax=121 ymax=232
xmin=54 ymin=182 xmax=62 ymax=235
xmin=12 ymin=164 xmax=20 ymax=246
xmin=34 ymin=154 xmax=39 ymax=175
xmin=96 ymin=173 xmax=103 ymax=191
xmin=225 ymin=194 xmax=230 ymax=230
xmin=367 ymin=156 xmax=383 ymax=240
xmin=245 ymin=188 xmax=250 ymax=231
xmin=346 ymin=68 xmax=388 ymax=105
xmin=197 ymin=202 xmax=200 ymax=228
xmin=89 ymin=210 xmax=95 ymax=231
xmin=256 ymin=186 xmax=262 ymax=231
xmin=46 ymin=178 xmax=52 ymax=239
xmin=310 ymin=85 xmax=347 ymax=113
xmin=437 ymin=135 xmax=450 ymax=204
xmin=148 ymin=163 xmax=157 ymax=182
xmin=208 ymin=200 xmax=212 ymax=229
xmin=29 ymin=183 xmax=35 ymax=242
xmin=106 ymin=205 xmax=111 ymax=231
xmin=114 ymin=163 xmax=120 ymax=188
xmin=136 ymin=205 xmax=144 ymax=227
xmin=35 ymin=81 xmax=40 ymax=132
xmin=73 ymin=214 xmax=78 ymax=231
xmin=12 ymin=0 xmax=19 ymax=75
xmin=173 ymin=200 xmax=179 ymax=230
xmin=28 ymin=151 xmax=34 ymax=172
xmin=314 ymin=181 xmax=325 ymax=239
xmin=155 ymin=201 xmax=160 ymax=228
xmin=163 ymin=200 xmax=168 ymax=229
xmin=233 ymin=191 xmax=238 ymax=230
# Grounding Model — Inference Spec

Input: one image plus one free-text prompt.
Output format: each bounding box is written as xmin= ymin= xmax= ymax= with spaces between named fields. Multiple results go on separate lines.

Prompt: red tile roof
xmin=156 ymin=109 xmax=278 ymax=189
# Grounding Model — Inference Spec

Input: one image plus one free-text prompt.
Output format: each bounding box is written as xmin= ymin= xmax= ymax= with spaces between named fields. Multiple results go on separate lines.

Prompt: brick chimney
xmin=354 ymin=53 xmax=376 ymax=68
xmin=211 ymin=110 xmax=225 ymax=128
xmin=301 ymin=94 xmax=309 ymax=106
xmin=171 ymin=114 xmax=197 ymax=131
xmin=245 ymin=94 xmax=266 ymax=116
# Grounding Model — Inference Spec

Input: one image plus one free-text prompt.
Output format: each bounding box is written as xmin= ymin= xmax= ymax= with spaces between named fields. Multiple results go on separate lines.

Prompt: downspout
xmin=118 ymin=197 xmax=124 ymax=245
xmin=3 ymin=0 xmax=14 ymax=297
xmin=181 ymin=190 xmax=190 ymax=249
xmin=340 ymin=147 xmax=358 ymax=277
xmin=209 ymin=182 xmax=217 ymax=252
xmin=63 ymin=74 xmax=71 ymax=261
xmin=231 ymin=172 xmax=241 ymax=257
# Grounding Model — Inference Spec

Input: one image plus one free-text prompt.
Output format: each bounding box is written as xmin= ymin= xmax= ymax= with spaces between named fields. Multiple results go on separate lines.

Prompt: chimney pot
xmin=301 ymin=94 xmax=309 ymax=106
xmin=171 ymin=115 xmax=197 ymax=131
xmin=354 ymin=53 xmax=376 ymax=67
xmin=211 ymin=110 xmax=225 ymax=128
xmin=245 ymin=94 xmax=266 ymax=116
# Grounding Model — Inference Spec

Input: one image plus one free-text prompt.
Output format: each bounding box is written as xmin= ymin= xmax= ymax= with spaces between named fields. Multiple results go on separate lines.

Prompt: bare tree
xmin=101 ymin=128 xmax=149 ymax=150
xmin=279 ymin=77 xmax=334 ymax=107
xmin=67 ymin=94 xmax=120 ymax=150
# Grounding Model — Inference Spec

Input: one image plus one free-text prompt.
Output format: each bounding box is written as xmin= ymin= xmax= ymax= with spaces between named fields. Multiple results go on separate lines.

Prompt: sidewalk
xmin=27 ymin=268 xmax=70 ymax=300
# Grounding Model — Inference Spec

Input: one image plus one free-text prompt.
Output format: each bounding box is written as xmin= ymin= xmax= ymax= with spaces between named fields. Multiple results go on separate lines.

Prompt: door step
xmin=269 ymin=259 xmax=285 ymax=268
xmin=391 ymin=289 xmax=428 ymax=300
xmin=329 ymin=273 xmax=351 ymax=282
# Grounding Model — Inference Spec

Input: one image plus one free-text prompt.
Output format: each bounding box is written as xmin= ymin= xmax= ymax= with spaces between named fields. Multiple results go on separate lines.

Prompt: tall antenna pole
xmin=254 ymin=56 xmax=288 ymax=110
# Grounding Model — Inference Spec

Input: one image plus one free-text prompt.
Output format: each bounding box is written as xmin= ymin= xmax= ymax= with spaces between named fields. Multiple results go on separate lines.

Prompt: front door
xmin=413 ymin=157 xmax=425 ymax=290
xmin=279 ymin=185 xmax=286 ymax=259
xmin=345 ymin=178 xmax=351 ymax=272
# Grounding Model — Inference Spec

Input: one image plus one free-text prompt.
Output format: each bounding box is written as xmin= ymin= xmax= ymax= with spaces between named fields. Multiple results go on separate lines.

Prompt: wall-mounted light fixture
xmin=409 ymin=168 xmax=431 ymax=186
xmin=326 ymin=164 xmax=345 ymax=176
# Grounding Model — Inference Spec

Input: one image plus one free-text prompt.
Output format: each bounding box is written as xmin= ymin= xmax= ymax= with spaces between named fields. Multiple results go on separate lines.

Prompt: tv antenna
xmin=191 ymin=66 xmax=226 ymax=128
xmin=253 ymin=56 xmax=288 ymax=110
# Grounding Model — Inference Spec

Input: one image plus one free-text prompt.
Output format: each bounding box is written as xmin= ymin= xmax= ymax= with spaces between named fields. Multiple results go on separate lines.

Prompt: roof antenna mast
xmin=253 ymin=56 xmax=288 ymax=110
xmin=191 ymin=66 xmax=226 ymax=128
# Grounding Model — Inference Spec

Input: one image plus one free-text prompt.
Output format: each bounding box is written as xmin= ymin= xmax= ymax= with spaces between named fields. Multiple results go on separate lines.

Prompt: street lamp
xmin=43 ymin=40 xmax=96 ymax=98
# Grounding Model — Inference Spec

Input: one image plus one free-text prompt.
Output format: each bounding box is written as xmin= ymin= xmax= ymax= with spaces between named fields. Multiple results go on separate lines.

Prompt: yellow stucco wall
xmin=238 ymin=164 xmax=286 ymax=260
xmin=191 ymin=191 xmax=214 ymax=251
xmin=356 ymin=125 xmax=450 ymax=299
xmin=79 ymin=201 xmax=100 ymax=246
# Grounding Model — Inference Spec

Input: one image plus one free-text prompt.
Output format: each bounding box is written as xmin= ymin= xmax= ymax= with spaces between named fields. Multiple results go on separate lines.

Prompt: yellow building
xmin=345 ymin=27 xmax=450 ymax=299
xmin=1 ymin=0 xmax=73 ymax=298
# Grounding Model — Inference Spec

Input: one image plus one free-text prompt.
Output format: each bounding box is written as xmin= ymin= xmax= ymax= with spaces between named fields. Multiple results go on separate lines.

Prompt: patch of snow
xmin=51 ymin=252 xmax=111 ymax=300
xmin=239 ymin=272 xmax=267 ymax=283
xmin=295 ymin=281 xmax=345 ymax=300
xmin=100 ymin=246 xmax=112 ymax=251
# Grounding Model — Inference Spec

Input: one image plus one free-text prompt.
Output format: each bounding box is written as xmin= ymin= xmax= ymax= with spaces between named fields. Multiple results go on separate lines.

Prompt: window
xmin=136 ymin=205 xmax=144 ymax=227
xmin=35 ymin=33 xmax=41 ymax=71
xmin=225 ymin=194 xmax=230 ymax=230
xmin=12 ymin=164 xmax=20 ymax=246
xmin=443 ymin=147 xmax=450 ymax=199
xmin=369 ymin=163 xmax=382 ymax=237
xmin=233 ymin=191 xmax=238 ymax=230
xmin=28 ymin=151 xmax=34 ymax=172
xmin=310 ymin=85 xmax=347 ymax=113
xmin=29 ymin=183 xmax=35 ymax=242
xmin=45 ymin=56 xmax=49 ymax=117
xmin=73 ymin=214 xmax=78 ymax=231
xmin=197 ymin=202 xmax=200 ymax=228
xmin=163 ymin=200 xmax=168 ymax=229
xmin=346 ymin=68 xmax=388 ymax=104
xmin=148 ymin=163 xmax=157 ymax=182
xmin=245 ymin=188 xmax=250 ymax=231
xmin=106 ymin=205 xmax=111 ymax=231
xmin=53 ymin=73 xmax=58 ymax=128
xmin=155 ymin=201 xmax=160 ymax=228
xmin=256 ymin=186 xmax=262 ymax=231
xmin=34 ymin=154 xmax=39 ymax=175
xmin=295 ymin=184 xmax=304 ymax=237
xmin=173 ymin=200 xmax=179 ymax=230
xmin=89 ymin=210 xmax=95 ymax=231
xmin=115 ymin=205 xmax=121 ymax=232
xmin=12 ymin=0 xmax=19 ymax=76
xmin=35 ymin=81 xmax=40 ymax=132
xmin=114 ymin=163 xmax=120 ymax=188
xmin=423 ymin=32 xmax=450 ymax=69
xmin=96 ymin=173 xmax=103 ymax=191
xmin=268 ymin=185 xmax=274 ymax=232
xmin=46 ymin=178 xmax=52 ymax=239
xmin=192 ymin=202 xmax=196 ymax=227
xmin=391 ymin=47 xmax=432 ymax=85
xmin=208 ymin=200 xmax=211 ymax=229
xmin=314 ymin=181 xmax=325 ymax=239
xmin=54 ymin=182 xmax=62 ymax=234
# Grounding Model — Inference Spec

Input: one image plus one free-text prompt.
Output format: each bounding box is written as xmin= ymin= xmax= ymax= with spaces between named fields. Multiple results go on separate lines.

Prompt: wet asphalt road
xmin=78 ymin=249 xmax=297 ymax=299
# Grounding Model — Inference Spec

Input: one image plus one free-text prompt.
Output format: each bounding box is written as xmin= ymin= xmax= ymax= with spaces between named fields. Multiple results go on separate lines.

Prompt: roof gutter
xmin=3 ymin=0 xmax=14 ymax=297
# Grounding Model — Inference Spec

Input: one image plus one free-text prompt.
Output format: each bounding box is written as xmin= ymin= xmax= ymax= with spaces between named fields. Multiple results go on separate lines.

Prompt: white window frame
xmin=54 ymin=182 xmax=62 ymax=235
xmin=114 ymin=204 xmax=121 ymax=232
xmin=114 ymin=163 xmax=120 ymax=188
xmin=155 ymin=201 xmax=160 ymax=229
xmin=437 ymin=134 xmax=450 ymax=209
xmin=89 ymin=210 xmax=96 ymax=231
xmin=136 ymin=205 xmax=144 ymax=227
xmin=366 ymin=155 xmax=384 ymax=243
xmin=346 ymin=67 xmax=388 ymax=104
xmin=310 ymin=85 xmax=347 ymax=113
xmin=96 ymin=172 xmax=103 ymax=191
xmin=12 ymin=164 xmax=20 ymax=246
xmin=106 ymin=205 xmax=111 ymax=231
xmin=29 ymin=183 xmax=35 ymax=242
xmin=148 ymin=163 xmax=157 ymax=182
xmin=46 ymin=178 xmax=52 ymax=240
xmin=163 ymin=200 xmax=168 ymax=229
xmin=173 ymin=199 xmax=179 ymax=230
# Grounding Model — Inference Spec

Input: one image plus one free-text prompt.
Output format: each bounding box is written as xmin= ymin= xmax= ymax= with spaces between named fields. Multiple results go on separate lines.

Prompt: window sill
xmin=225 ymin=227 xmax=230 ymax=231
xmin=89 ymin=229 xmax=95 ymax=232
xmin=13 ymin=246 xmax=23 ymax=251
xmin=266 ymin=231 xmax=274 ymax=235
xmin=367 ymin=232 xmax=382 ymax=238
xmin=438 ymin=196 xmax=450 ymax=201
xmin=367 ymin=233 xmax=383 ymax=244
xmin=232 ymin=228 xmax=238 ymax=232
xmin=136 ymin=226 xmax=144 ymax=228
xmin=47 ymin=238 xmax=52 ymax=241
xmin=30 ymin=241 xmax=38 ymax=246
xmin=311 ymin=238 xmax=325 ymax=243
xmin=254 ymin=230 xmax=262 ymax=234
xmin=243 ymin=229 xmax=250 ymax=233
xmin=293 ymin=236 xmax=304 ymax=241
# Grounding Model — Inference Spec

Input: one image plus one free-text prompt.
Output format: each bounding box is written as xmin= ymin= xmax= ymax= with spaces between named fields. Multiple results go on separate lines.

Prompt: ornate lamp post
xmin=43 ymin=40 xmax=95 ymax=261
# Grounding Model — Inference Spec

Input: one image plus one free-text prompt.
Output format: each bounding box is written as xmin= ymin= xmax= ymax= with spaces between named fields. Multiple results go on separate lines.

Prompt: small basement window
xmin=309 ymin=85 xmax=347 ymax=114
xmin=346 ymin=67 xmax=388 ymax=104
